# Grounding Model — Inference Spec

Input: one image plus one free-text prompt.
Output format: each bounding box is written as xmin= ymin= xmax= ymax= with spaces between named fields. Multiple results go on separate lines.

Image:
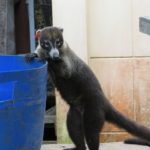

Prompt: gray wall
xmin=0 ymin=0 xmax=15 ymax=54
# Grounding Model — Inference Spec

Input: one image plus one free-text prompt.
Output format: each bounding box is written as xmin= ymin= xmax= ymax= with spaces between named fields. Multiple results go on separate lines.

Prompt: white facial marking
xmin=49 ymin=48 xmax=59 ymax=58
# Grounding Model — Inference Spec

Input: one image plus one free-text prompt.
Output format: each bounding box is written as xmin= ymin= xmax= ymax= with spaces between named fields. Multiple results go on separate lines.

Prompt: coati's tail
xmin=124 ymin=138 xmax=150 ymax=146
xmin=105 ymin=105 xmax=150 ymax=145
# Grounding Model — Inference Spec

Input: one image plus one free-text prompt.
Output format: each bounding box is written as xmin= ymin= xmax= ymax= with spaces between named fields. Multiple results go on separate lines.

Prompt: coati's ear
xmin=35 ymin=29 xmax=42 ymax=38
xmin=59 ymin=27 xmax=63 ymax=33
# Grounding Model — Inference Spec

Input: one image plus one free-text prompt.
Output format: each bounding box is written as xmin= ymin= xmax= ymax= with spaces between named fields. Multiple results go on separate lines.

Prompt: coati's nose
xmin=53 ymin=52 xmax=60 ymax=60
xmin=49 ymin=48 xmax=60 ymax=60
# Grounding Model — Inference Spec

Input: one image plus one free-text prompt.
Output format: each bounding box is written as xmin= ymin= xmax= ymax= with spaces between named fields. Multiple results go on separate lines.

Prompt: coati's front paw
xmin=25 ymin=53 xmax=38 ymax=62
xmin=37 ymin=57 xmax=46 ymax=62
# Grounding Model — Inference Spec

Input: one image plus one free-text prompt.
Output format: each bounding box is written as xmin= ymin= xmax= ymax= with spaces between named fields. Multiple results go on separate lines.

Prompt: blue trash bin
xmin=0 ymin=55 xmax=47 ymax=150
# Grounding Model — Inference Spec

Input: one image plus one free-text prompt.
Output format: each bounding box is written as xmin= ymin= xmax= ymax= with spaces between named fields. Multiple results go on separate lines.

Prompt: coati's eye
xmin=40 ymin=40 xmax=50 ymax=50
xmin=44 ymin=40 xmax=50 ymax=48
xmin=56 ymin=39 xmax=62 ymax=47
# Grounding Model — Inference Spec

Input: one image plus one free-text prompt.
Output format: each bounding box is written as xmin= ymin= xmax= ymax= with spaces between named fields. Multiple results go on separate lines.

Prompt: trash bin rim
xmin=0 ymin=55 xmax=47 ymax=73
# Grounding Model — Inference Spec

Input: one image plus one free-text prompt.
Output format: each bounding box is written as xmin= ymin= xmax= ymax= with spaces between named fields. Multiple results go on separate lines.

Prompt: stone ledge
xmin=41 ymin=142 xmax=149 ymax=150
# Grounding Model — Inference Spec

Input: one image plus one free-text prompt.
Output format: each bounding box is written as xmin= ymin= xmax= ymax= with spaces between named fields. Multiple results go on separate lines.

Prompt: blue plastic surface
xmin=0 ymin=55 xmax=47 ymax=150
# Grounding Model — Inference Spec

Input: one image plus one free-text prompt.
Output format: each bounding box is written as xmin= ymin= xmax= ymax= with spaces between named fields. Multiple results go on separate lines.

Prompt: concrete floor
xmin=41 ymin=142 xmax=150 ymax=150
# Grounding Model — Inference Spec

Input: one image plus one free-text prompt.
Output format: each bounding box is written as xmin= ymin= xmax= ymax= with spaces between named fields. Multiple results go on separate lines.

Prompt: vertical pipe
xmin=26 ymin=0 xmax=35 ymax=52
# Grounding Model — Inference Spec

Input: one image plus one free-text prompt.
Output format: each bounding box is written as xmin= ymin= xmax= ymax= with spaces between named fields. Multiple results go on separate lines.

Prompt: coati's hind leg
xmin=83 ymin=108 xmax=105 ymax=150
xmin=64 ymin=107 xmax=86 ymax=150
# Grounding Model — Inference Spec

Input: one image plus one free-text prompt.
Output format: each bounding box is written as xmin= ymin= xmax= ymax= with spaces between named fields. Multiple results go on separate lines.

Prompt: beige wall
xmin=87 ymin=0 xmax=150 ymax=143
xmin=87 ymin=0 xmax=150 ymax=58
xmin=52 ymin=0 xmax=88 ymax=62
xmin=87 ymin=0 xmax=133 ymax=57
xmin=133 ymin=0 xmax=150 ymax=56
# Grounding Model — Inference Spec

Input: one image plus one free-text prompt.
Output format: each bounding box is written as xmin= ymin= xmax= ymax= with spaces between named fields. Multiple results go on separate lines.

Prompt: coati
xmin=26 ymin=26 xmax=150 ymax=150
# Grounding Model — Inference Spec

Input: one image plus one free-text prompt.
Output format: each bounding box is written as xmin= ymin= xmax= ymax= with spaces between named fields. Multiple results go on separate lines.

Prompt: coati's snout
xmin=37 ymin=26 xmax=64 ymax=61
xmin=49 ymin=48 xmax=60 ymax=60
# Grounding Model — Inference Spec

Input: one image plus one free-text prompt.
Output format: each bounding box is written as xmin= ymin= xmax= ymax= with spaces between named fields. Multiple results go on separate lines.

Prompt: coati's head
xmin=36 ymin=26 xmax=64 ymax=61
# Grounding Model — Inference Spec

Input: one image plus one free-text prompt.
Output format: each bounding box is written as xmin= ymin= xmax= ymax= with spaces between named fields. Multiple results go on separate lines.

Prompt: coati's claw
xmin=25 ymin=53 xmax=38 ymax=62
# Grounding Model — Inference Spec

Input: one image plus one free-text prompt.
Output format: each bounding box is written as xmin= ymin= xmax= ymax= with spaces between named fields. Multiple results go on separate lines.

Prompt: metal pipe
xmin=26 ymin=0 xmax=36 ymax=52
